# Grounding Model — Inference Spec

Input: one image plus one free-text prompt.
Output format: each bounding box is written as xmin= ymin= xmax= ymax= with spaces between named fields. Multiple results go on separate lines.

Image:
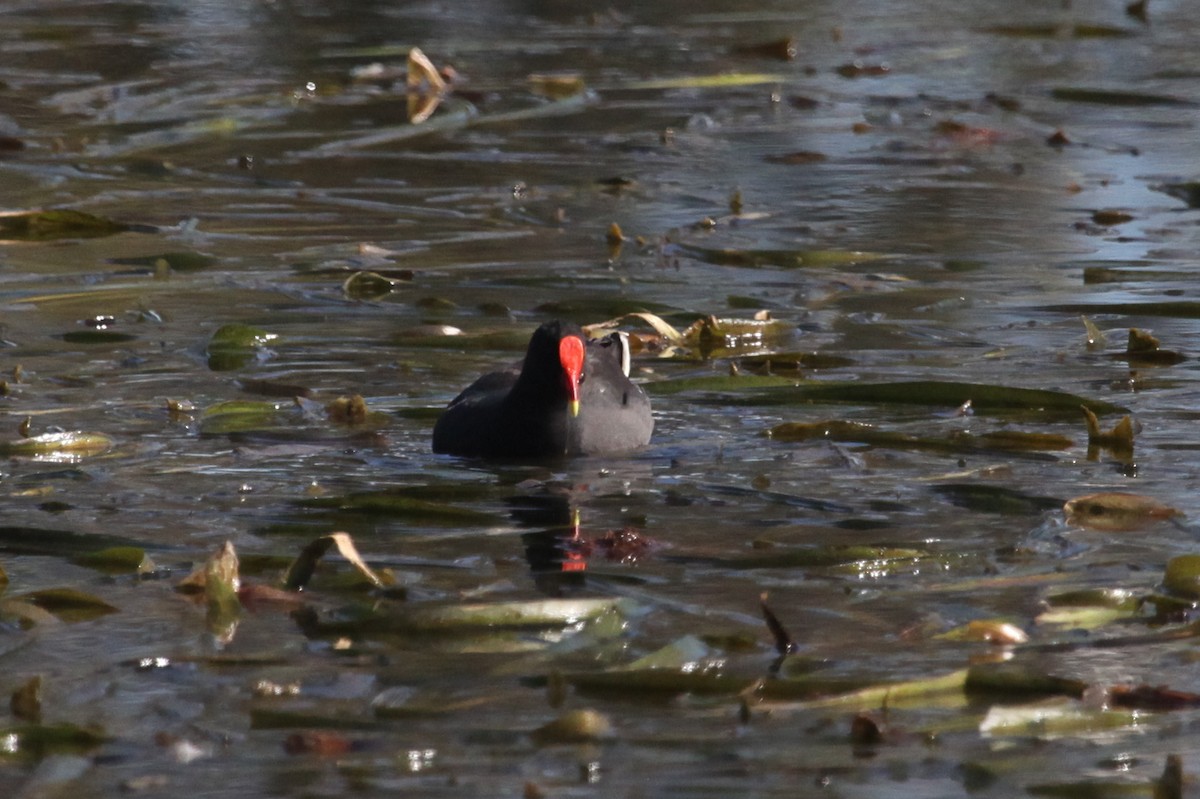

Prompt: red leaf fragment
xmin=1108 ymin=684 xmax=1200 ymax=711
xmin=283 ymin=731 xmax=355 ymax=756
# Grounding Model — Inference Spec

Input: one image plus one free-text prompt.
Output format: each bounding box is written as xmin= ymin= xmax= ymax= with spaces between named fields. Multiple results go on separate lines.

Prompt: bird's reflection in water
xmin=507 ymin=493 xmax=589 ymax=597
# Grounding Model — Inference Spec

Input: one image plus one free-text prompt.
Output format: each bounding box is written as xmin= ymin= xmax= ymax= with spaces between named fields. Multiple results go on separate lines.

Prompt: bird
xmin=432 ymin=320 xmax=653 ymax=458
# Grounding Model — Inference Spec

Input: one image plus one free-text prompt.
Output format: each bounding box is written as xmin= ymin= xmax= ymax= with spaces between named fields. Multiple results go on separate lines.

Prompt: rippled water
xmin=4 ymin=0 xmax=1200 ymax=796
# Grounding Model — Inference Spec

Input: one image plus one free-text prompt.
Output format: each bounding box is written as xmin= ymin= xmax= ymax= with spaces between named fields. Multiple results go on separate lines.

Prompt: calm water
xmin=4 ymin=0 xmax=1200 ymax=796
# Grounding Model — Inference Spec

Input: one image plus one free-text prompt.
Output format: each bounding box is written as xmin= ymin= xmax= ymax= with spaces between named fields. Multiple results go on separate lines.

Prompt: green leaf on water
xmin=204 ymin=541 xmax=242 ymax=640
xmin=1162 ymin=554 xmax=1200 ymax=600
xmin=565 ymin=635 xmax=758 ymax=697
xmin=932 ymin=483 xmax=1063 ymax=515
xmin=207 ymin=323 xmax=278 ymax=371
xmin=73 ymin=546 xmax=155 ymax=574
xmin=60 ymin=330 xmax=139 ymax=344
xmin=982 ymin=24 xmax=1135 ymax=38
xmin=711 ymin=543 xmax=928 ymax=571
xmin=530 ymin=708 xmax=615 ymax=745
xmin=965 ymin=661 xmax=1087 ymax=699
xmin=630 ymin=72 xmax=784 ymax=90
xmin=766 ymin=419 xmax=1074 ymax=455
xmin=671 ymin=242 xmax=886 ymax=269
xmin=0 ymin=209 xmax=129 ymax=241
xmin=109 ymin=251 xmax=219 ymax=273
xmin=282 ymin=531 xmax=390 ymax=591
xmin=300 ymin=596 xmax=628 ymax=637
xmin=691 ymin=379 xmax=1127 ymax=419
xmin=981 ymin=698 xmax=1141 ymax=742
xmin=12 ymin=587 xmax=119 ymax=622
xmin=0 ymin=722 xmax=109 ymax=758
xmin=771 ymin=667 xmax=971 ymax=707
xmin=1051 ymin=87 xmax=1194 ymax=106
xmin=645 ymin=374 xmax=799 ymax=396
xmin=298 ymin=490 xmax=499 ymax=525
xmin=249 ymin=706 xmax=381 ymax=731
xmin=198 ymin=399 xmax=287 ymax=435
xmin=567 ymin=669 xmax=757 ymax=698
xmin=397 ymin=597 xmax=625 ymax=631
xmin=0 ymin=525 xmax=158 ymax=559
xmin=0 ymin=432 xmax=113 ymax=459
xmin=342 ymin=270 xmax=398 ymax=300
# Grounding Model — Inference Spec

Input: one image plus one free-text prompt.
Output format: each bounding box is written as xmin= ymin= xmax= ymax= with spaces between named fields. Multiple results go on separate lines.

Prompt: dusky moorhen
xmin=432 ymin=320 xmax=653 ymax=457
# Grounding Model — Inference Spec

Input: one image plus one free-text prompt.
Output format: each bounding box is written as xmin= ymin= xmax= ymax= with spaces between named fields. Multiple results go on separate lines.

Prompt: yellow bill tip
xmin=569 ymin=399 xmax=580 ymax=417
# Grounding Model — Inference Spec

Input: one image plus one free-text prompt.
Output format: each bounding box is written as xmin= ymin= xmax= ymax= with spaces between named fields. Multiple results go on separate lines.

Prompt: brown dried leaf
xmin=1063 ymin=492 xmax=1181 ymax=532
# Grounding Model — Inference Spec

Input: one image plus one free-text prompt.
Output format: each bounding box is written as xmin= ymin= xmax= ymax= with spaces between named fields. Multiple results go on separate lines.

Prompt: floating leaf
xmin=399 ymin=597 xmax=622 ymax=632
xmin=980 ymin=698 xmax=1138 ymax=741
xmin=324 ymin=395 xmax=368 ymax=424
xmin=1153 ymin=181 xmax=1200 ymax=208
xmin=0 ymin=723 xmax=108 ymax=757
xmin=670 ymin=242 xmax=885 ymax=269
xmin=645 ymin=374 xmax=799 ymax=396
xmin=73 ymin=546 xmax=155 ymax=574
xmin=206 ymin=323 xmax=278 ymax=371
xmin=283 ymin=532 xmax=389 ymax=591
xmin=566 ymin=668 xmax=755 ymax=698
xmin=1080 ymin=315 xmax=1107 ymax=348
xmin=965 ymin=661 xmax=1086 ymax=699
xmin=406 ymin=47 xmax=446 ymax=93
xmin=250 ymin=707 xmax=380 ymax=731
xmin=299 ymin=490 xmax=498 ymax=525
xmin=283 ymin=730 xmax=357 ymax=756
xmin=1052 ymin=87 xmax=1193 ymax=106
xmin=1082 ymin=266 xmax=1191 ymax=285
xmin=300 ymin=596 xmax=626 ymax=637
xmin=680 ymin=315 xmax=793 ymax=352
xmin=766 ymin=419 xmax=1073 ymax=455
xmin=1108 ymin=683 xmax=1200 ymax=711
xmin=204 ymin=541 xmax=241 ymax=641
xmin=342 ymin=271 xmax=397 ymax=300
xmin=11 ymin=676 xmax=42 ymax=722
xmin=0 ymin=525 xmax=156 ymax=559
xmin=709 ymin=543 xmax=927 ymax=571
xmin=1044 ymin=588 xmax=1140 ymax=610
xmin=761 ymin=597 xmax=797 ymax=655
xmin=530 ymin=709 xmax=614 ymax=745
xmin=738 ymin=351 xmax=856 ymax=374
xmin=932 ymin=483 xmax=1063 ymax=515
xmin=0 ymin=432 xmax=113 ymax=459
xmin=732 ymin=38 xmax=797 ymax=61
xmin=983 ymin=24 xmax=1135 ymax=38
xmin=1092 ymin=209 xmax=1134 ymax=226
xmin=198 ymin=400 xmax=287 ymax=435
xmin=1081 ymin=406 xmax=1136 ymax=459
xmin=109 ymin=251 xmax=218 ymax=273
xmin=13 ymin=588 xmax=119 ymax=622
xmin=687 ymin=379 xmax=1126 ymax=418
xmin=61 ymin=329 xmax=138 ymax=344
xmin=765 ymin=151 xmax=827 ymax=165
xmin=775 ymin=667 xmax=970 ymax=708
xmin=1162 ymin=555 xmax=1200 ymax=599
xmin=528 ymin=72 xmax=586 ymax=99
xmin=1115 ymin=327 xmax=1187 ymax=366
xmin=937 ymin=619 xmax=1029 ymax=645
xmin=836 ymin=62 xmax=891 ymax=78
xmin=1063 ymin=492 xmax=1181 ymax=532
xmin=630 ymin=72 xmax=782 ymax=90
xmin=0 ymin=209 xmax=129 ymax=241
